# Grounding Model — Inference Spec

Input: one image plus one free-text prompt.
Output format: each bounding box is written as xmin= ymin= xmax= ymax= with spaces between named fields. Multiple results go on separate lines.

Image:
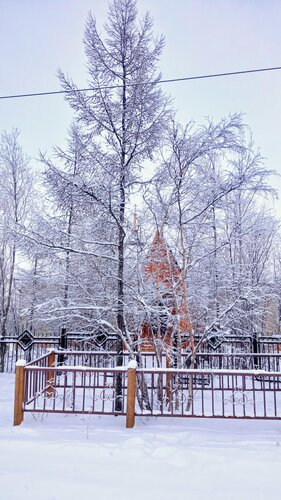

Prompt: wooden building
xmin=140 ymin=229 xmax=192 ymax=353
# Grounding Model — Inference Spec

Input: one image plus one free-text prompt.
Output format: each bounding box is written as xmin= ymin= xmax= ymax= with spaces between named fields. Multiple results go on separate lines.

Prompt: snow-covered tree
xmin=44 ymin=0 xmax=170 ymax=360
xmin=0 ymin=129 xmax=34 ymax=369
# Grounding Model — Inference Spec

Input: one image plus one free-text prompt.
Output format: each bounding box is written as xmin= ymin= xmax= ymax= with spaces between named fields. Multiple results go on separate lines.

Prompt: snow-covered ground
xmin=1 ymin=373 xmax=281 ymax=500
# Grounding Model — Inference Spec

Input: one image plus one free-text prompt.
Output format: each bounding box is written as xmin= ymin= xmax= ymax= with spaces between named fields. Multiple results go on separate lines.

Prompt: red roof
xmin=145 ymin=229 xmax=181 ymax=290
xmin=144 ymin=229 xmax=192 ymax=336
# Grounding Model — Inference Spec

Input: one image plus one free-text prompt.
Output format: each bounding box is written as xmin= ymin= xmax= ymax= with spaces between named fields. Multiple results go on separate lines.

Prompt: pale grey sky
xmin=0 ymin=0 xmax=281 ymax=209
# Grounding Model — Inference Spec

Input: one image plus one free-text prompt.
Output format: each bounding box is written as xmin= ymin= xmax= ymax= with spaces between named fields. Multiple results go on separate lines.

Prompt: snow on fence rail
xmin=13 ymin=350 xmax=281 ymax=427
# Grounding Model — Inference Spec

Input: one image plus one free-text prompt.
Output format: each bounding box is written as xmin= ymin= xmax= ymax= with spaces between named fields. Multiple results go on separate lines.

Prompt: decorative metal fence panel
xmin=0 ymin=338 xmax=59 ymax=373
xmin=23 ymin=366 xmax=127 ymax=416
xmin=0 ymin=332 xmax=119 ymax=372
xmin=19 ymin=350 xmax=281 ymax=421
xmin=135 ymin=368 xmax=281 ymax=419
xmin=193 ymin=335 xmax=281 ymax=354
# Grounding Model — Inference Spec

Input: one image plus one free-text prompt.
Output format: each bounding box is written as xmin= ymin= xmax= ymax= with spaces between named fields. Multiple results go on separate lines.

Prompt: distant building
xmin=262 ymin=295 xmax=280 ymax=336
xmin=140 ymin=229 xmax=192 ymax=352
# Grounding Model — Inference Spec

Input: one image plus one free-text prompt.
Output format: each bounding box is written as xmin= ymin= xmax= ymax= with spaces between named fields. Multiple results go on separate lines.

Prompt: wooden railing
xmin=13 ymin=350 xmax=281 ymax=427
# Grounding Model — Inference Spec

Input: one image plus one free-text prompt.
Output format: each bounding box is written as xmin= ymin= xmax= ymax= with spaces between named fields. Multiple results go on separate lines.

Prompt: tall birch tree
xmin=0 ymin=129 xmax=33 ymax=370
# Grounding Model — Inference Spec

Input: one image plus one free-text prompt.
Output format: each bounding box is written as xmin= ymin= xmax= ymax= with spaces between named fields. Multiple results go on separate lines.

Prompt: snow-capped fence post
xmin=47 ymin=349 xmax=55 ymax=397
xmin=13 ymin=360 xmax=26 ymax=426
xmin=126 ymin=360 xmax=137 ymax=429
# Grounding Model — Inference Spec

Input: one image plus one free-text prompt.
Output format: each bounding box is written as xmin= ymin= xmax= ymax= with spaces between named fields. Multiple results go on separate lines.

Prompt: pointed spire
xmin=145 ymin=228 xmax=180 ymax=288
xmin=144 ymin=227 xmax=193 ymax=336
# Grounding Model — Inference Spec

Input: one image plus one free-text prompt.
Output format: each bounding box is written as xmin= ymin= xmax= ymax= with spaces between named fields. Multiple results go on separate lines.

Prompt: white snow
xmin=15 ymin=359 xmax=26 ymax=367
xmin=1 ymin=373 xmax=281 ymax=500
xmin=127 ymin=359 xmax=138 ymax=369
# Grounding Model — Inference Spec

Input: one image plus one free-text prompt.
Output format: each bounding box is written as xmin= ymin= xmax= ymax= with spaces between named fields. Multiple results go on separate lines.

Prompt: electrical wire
xmin=0 ymin=65 xmax=280 ymax=101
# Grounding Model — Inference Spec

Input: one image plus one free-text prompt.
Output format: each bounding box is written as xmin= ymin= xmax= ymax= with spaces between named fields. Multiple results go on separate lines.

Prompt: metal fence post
xmin=14 ymin=360 xmax=26 ymax=426
xmin=58 ymin=328 xmax=67 ymax=365
xmin=252 ymin=332 xmax=259 ymax=369
xmin=126 ymin=361 xmax=137 ymax=428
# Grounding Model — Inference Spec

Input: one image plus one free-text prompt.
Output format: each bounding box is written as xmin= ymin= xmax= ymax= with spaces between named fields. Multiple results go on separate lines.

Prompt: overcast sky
xmin=1 ymin=0 xmax=281 ymax=210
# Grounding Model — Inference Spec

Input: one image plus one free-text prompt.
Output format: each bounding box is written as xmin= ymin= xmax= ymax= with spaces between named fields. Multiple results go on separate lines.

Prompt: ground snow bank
xmin=0 ymin=373 xmax=281 ymax=500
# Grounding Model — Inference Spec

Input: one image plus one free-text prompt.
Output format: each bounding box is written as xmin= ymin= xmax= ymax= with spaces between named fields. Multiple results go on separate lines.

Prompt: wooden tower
xmin=140 ymin=228 xmax=192 ymax=353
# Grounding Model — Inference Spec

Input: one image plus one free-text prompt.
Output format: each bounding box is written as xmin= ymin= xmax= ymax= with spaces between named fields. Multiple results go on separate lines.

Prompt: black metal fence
xmin=0 ymin=331 xmax=119 ymax=372
xmin=2 ymin=331 xmax=281 ymax=373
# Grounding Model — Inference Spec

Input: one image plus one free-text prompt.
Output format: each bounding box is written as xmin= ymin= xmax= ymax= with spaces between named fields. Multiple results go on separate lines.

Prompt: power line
xmin=0 ymin=65 xmax=281 ymax=101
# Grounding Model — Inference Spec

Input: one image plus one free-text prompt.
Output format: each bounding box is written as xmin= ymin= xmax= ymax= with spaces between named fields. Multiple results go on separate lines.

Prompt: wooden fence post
xmin=126 ymin=361 xmax=137 ymax=429
xmin=47 ymin=349 xmax=55 ymax=397
xmin=14 ymin=360 xmax=26 ymax=426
